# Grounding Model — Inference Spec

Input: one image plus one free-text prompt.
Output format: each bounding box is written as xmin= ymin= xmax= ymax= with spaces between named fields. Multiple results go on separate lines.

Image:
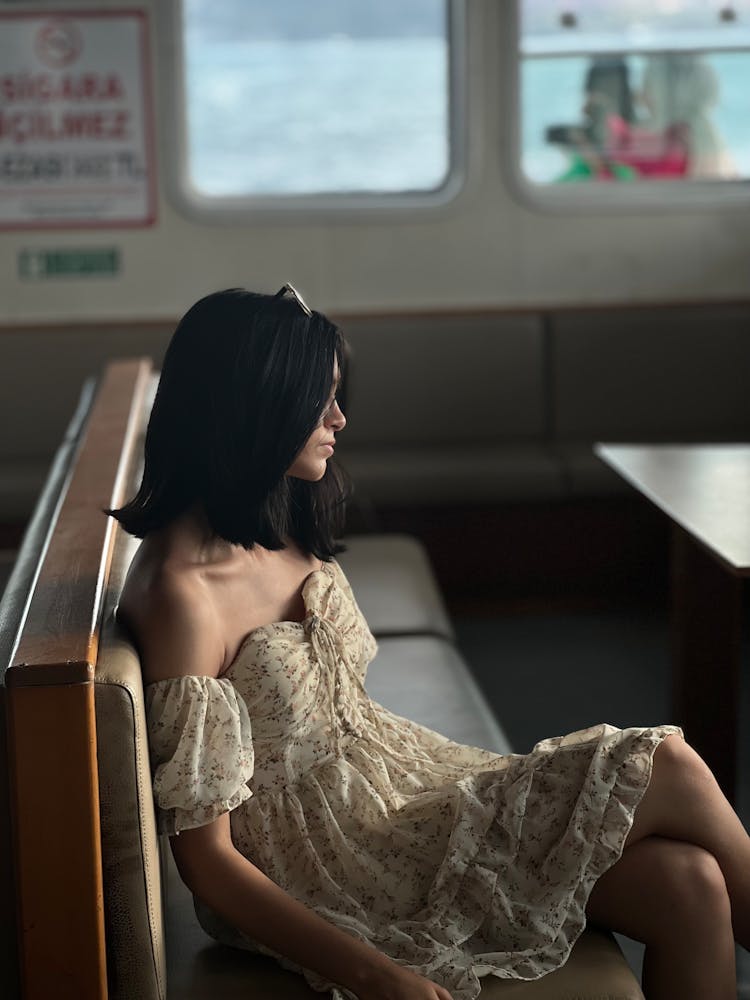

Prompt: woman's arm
xmin=172 ymin=816 xmax=453 ymax=999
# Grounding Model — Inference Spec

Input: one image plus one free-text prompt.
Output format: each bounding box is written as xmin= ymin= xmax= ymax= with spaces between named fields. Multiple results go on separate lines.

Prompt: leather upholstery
xmin=338 ymin=445 xmax=565 ymax=506
xmin=367 ymin=633 xmax=512 ymax=754
xmin=94 ymin=524 xmax=167 ymax=1000
xmin=341 ymin=315 xmax=545 ymax=449
xmin=337 ymin=533 xmax=455 ymax=640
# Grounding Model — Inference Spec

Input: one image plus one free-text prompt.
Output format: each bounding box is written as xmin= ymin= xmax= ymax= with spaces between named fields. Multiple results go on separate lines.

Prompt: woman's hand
xmin=355 ymin=961 xmax=454 ymax=1000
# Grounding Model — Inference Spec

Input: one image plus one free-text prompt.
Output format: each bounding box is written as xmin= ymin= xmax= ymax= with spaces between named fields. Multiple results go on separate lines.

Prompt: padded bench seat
xmin=337 ymin=533 xmax=455 ymax=640
xmin=367 ymin=633 xmax=511 ymax=753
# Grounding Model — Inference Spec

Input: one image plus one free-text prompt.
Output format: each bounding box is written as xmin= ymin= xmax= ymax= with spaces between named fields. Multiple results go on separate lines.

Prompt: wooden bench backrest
xmin=5 ymin=358 xmax=152 ymax=1000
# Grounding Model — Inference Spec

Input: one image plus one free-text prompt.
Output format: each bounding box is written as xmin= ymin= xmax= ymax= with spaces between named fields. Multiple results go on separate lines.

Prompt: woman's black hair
xmin=106 ymin=288 xmax=349 ymax=558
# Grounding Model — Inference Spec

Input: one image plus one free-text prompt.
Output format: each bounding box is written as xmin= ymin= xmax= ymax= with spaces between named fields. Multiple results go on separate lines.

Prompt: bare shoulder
xmin=120 ymin=560 xmax=225 ymax=685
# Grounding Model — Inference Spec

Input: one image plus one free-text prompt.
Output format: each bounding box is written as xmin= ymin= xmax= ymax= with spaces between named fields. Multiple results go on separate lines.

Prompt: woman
xmin=114 ymin=286 xmax=748 ymax=1000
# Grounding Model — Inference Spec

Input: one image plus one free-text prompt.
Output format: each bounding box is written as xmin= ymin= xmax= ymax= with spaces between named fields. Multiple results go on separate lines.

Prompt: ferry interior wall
xmin=1 ymin=0 xmax=749 ymax=993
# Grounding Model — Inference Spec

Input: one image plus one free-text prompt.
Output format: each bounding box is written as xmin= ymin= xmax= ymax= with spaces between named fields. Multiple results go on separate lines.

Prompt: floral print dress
xmin=144 ymin=558 xmax=682 ymax=1000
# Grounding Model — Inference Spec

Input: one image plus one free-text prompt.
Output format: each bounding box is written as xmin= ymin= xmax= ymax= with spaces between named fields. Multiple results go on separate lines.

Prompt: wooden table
xmin=595 ymin=444 xmax=750 ymax=801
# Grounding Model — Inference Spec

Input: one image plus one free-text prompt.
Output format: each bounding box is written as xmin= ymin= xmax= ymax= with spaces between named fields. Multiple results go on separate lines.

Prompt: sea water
xmin=183 ymin=36 xmax=749 ymax=194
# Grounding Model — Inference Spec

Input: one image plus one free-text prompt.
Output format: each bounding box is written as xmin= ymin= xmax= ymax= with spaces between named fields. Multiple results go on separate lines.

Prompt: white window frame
xmin=159 ymin=0 xmax=467 ymax=222
xmin=506 ymin=0 xmax=750 ymax=214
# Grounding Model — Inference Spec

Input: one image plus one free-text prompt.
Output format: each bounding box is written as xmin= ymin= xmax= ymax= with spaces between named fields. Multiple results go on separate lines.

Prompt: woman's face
xmin=286 ymin=362 xmax=345 ymax=481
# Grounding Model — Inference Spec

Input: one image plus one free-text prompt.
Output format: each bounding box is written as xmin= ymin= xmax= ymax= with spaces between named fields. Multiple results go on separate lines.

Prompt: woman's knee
xmin=627 ymin=735 xmax=719 ymax=844
xmin=652 ymin=733 xmax=716 ymax=788
xmin=586 ymin=837 xmax=730 ymax=944
xmin=664 ymin=842 xmax=731 ymax=930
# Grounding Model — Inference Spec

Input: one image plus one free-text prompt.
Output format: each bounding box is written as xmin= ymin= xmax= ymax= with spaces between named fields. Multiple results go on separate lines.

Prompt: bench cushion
xmin=552 ymin=306 xmax=750 ymax=442
xmin=337 ymin=533 xmax=455 ymax=640
xmin=366 ymin=634 xmax=513 ymax=755
xmin=340 ymin=314 xmax=545 ymax=448
xmin=96 ymin=526 xmax=167 ymax=1000
xmin=338 ymin=445 xmax=565 ymax=505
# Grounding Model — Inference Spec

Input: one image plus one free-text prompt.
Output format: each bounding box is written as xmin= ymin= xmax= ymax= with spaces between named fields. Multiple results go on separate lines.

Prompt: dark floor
xmin=454 ymin=598 xmax=750 ymax=994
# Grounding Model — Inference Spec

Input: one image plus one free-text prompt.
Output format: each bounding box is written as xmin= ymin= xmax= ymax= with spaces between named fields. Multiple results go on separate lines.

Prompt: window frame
xmin=507 ymin=0 xmax=750 ymax=214
xmin=160 ymin=0 xmax=467 ymax=222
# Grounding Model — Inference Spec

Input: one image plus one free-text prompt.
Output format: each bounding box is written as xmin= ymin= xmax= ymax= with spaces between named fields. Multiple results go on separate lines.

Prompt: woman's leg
xmin=583 ymin=732 xmax=750 ymax=998
xmin=625 ymin=733 xmax=750 ymax=947
xmin=585 ymin=835 xmax=736 ymax=999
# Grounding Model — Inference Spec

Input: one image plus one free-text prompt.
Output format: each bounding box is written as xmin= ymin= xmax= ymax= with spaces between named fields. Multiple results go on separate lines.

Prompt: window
xmin=518 ymin=1 xmax=750 ymax=191
xmin=176 ymin=0 xmax=457 ymax=208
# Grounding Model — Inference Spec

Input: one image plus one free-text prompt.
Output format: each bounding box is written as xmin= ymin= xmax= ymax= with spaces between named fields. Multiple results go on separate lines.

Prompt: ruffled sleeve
xmin=144 ymin=675 xmax=255 ymax=836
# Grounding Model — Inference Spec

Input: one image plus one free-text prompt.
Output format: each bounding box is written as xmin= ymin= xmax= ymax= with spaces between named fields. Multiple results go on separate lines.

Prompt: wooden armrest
xmin=5 ymin=357 xmax=152 ymax=1000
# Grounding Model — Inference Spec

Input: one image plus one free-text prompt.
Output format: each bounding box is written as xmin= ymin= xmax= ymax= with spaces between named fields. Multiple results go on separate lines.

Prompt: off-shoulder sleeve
xmin=144 ymin=675 xmax=254 ymax=836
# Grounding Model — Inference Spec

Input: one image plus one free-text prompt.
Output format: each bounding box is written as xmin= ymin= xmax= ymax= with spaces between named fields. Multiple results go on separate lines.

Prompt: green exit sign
xmin=19 ymin=248 xmax=120 ymax=279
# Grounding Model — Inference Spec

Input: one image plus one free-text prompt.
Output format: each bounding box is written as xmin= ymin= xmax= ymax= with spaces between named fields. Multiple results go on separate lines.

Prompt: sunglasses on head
xmin=274 ymin=282 xmax=312 ymax=317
